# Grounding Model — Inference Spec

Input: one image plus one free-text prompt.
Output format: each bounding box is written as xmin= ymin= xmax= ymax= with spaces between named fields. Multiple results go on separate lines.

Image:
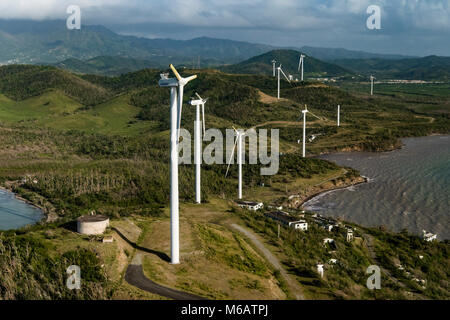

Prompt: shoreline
xmin=299 ymin=176 xmax=369 ymax=209
xmin=0 ymin=185 xmax=47 ymax=224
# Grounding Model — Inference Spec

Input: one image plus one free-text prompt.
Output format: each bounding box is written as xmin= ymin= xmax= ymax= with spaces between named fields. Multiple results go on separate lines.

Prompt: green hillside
xmin=52 ymin=56 xmax=158 ymax=76
xmin=0 ymin=65 xmax=113 ymax=105
xmin=220 ymin=50 xmax=354 ymax=78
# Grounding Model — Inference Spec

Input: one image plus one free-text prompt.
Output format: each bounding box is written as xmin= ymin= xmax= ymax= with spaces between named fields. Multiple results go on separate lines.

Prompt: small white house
xmin=265 ymin=211 xmax=307 ymax=231
xmin=422 ymin=230 xmax=437 ymax=242
xmin=294 ymin=220 xmax=308 ymax=231
xmin=236 ymin=201 xmax=264 ymax=211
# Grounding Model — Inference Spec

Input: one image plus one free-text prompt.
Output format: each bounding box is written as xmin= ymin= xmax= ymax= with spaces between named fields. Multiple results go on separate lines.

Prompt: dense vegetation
xmin=0 ymin=233 xmax=107 ymax=299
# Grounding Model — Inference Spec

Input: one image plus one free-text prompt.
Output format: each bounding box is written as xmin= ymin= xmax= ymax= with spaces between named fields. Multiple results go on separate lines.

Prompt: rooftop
xmin=266 ymin=211 xmax=305 ymax=224
xmin=77 ymin=215 xmax=109 ymax=223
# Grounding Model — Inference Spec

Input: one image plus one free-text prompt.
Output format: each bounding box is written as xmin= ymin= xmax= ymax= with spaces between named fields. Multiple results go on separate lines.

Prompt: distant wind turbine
xmin=159 ymin=64 xmax=197 ymax=265
xmin=370 ymin=75 xmax=375 ymax=95
xmin=277 ymin=64 xmax=291 ymax=100
xmin=337 ymin=105 xmax=341 ymax=127
xmin=298 ymin=54 xmax=306 ymax=81
xmin=226 ymin=127 xmax=245 ymax=199
xmin=298 ymin=105 xmax=321 ymax=158
xmin=271 ymin=59 xmax=277 ymax=77
xmin=189 ymin=93 xmax=208 ymax=204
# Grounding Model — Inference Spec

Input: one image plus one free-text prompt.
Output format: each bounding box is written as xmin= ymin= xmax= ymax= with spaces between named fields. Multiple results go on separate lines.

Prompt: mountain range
xmin=0 ymin=19 xmax=414 ymax=66
xmin=0 ymin=19 xmax=448 ymax=81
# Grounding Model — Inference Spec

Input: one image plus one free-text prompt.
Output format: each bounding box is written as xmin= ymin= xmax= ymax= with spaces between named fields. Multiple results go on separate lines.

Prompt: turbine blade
xmin=170 ymin=64 xmax=182 ymax=81
xmin=225 ymin=137 xmax=238 ymax=177
xmin=202 ymin=103 xmax=206 ymax=136
xmin=308 ymin=111 xmax=322 ymax=120
xmin=177 ymin=85 xmax=184 ymax=140
xmin=184 ymin=75 xmax=197 ymax=83
xmin=280 ymin=68 xmax=290 ymax=82
xmin=195 ymin=92 xmax=203 ymax=100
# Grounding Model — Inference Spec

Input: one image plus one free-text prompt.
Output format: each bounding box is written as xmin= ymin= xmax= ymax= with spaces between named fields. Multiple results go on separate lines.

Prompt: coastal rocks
xmin=286 ymin=175 xmax=366 ymax=209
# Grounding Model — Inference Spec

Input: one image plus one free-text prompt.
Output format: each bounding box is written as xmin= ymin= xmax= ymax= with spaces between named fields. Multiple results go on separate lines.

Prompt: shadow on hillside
xmin=112 ymin=227 xmax=170 ymax=263
xmin=61 ymin=220 xmax=77 ymax=232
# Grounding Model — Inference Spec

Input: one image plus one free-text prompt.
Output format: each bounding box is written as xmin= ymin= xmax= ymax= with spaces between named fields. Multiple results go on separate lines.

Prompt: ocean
xmin=303 ymin=135 xmax=450 ymax=239
xmin=0 ymin=189 xmax=44 ymax=230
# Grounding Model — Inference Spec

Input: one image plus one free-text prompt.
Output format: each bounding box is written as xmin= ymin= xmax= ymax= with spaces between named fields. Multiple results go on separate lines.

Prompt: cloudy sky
xmin=0 ymin=0 xmax=448 ymax=56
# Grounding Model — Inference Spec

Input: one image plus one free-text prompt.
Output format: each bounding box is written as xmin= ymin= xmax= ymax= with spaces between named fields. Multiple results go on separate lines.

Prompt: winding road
xmin=125 ymin=254 xmax=206 ymax=300
xmin=230 ymin=224 xmax=305 ymax=300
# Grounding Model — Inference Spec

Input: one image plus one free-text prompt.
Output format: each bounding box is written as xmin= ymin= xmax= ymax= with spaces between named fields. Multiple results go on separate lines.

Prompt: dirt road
xmin=230 ymin=224 xmax=305 ymax=300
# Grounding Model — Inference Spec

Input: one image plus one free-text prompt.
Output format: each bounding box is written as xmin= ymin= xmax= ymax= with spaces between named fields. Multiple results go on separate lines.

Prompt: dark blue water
xmin=0 ymin=189 xmax=44 ymax=230
xmin=304 ymin=135 xmax=450 ymax=239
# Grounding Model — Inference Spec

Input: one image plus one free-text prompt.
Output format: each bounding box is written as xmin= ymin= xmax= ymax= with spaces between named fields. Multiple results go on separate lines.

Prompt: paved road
xmin=231 ymin=224 xmax=305 ymax=300
xmin=125 ymin=254 xmax=207 ymax=300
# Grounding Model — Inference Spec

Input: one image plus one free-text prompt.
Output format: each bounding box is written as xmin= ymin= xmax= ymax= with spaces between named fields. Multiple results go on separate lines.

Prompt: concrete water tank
xmin=77 ymin=215 xmax=110 ymax=235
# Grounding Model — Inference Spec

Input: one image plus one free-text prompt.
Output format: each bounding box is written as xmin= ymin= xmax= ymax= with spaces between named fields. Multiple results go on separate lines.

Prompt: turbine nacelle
xmin=170 ymin=64 xmax=197 ymax=86
xmin=158 ymin=73 xmax=178 ymax=87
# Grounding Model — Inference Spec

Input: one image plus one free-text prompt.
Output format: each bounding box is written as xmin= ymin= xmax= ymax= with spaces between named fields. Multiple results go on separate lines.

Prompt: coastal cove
xmin=304 ymin=135 xmax=450 ymax=239
xmin=0 ymin=188 xmax=44 ymax=230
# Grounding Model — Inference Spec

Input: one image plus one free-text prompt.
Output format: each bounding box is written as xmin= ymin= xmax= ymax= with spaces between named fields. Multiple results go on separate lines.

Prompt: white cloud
xmin=0 ymin=0 xmax=447 ymax=32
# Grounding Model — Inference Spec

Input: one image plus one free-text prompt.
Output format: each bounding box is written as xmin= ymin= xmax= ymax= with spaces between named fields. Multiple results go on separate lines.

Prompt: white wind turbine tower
xmin=159 ymin=64 xmax=197 ymax=265
xmin=337 ymin=105 xmax=341 ymax=127
xmin=298 ymin=54 xmax=306 ymax=81
xmin=277 ymin=64 xmax=291 ymax=99
xmin=226 ymin=127 xmax=245 ymax=199
xmin=299 ymin=105 xmax=321 ymax=158
xmin=271 ymin=60 xmax=277 ymax=77
xmin=189 ymin=93 xmax=207 ymax=204
xmin=370 ymin=75 xmax=375 ymax=95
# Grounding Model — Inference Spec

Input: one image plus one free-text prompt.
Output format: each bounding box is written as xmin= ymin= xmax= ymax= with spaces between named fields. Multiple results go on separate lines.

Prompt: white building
xmin=296 ymin=220 xmax=308 ymax=231
xmin=329 ymin=259 xmax=338 ymax=264
xmin=265 ymin=211 xmax=308 ymax=230
xmin=323 ymin=238 xmax=334 ymax=245
xmin=422 ymin=230 xmax=437 ymax=242
xmin=236 ymin=200 xmax=264 ymax=211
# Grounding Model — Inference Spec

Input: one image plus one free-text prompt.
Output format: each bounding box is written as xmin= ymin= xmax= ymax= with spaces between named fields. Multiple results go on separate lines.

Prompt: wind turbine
xmin=298 ymin=105 xmax=321 ymax=158
xmin=226 ymin=127 xmax=245 ymax=199
xmin=159 ymin=64 xmax=197 ymax=265
xmin=370 ymin=75 xmax=375 ymax=95
xmin=337 ymin=105 xmax=340 ymax=127
xmin=298 ymin=54 xmax=306 ymax=81
xmin=277 ymin=64 xmax=291 ymax=100
xmin=189 ymin=93 xmax=207 ymax=204
xmin=271 ymin=60 xmax=277 ymax=77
